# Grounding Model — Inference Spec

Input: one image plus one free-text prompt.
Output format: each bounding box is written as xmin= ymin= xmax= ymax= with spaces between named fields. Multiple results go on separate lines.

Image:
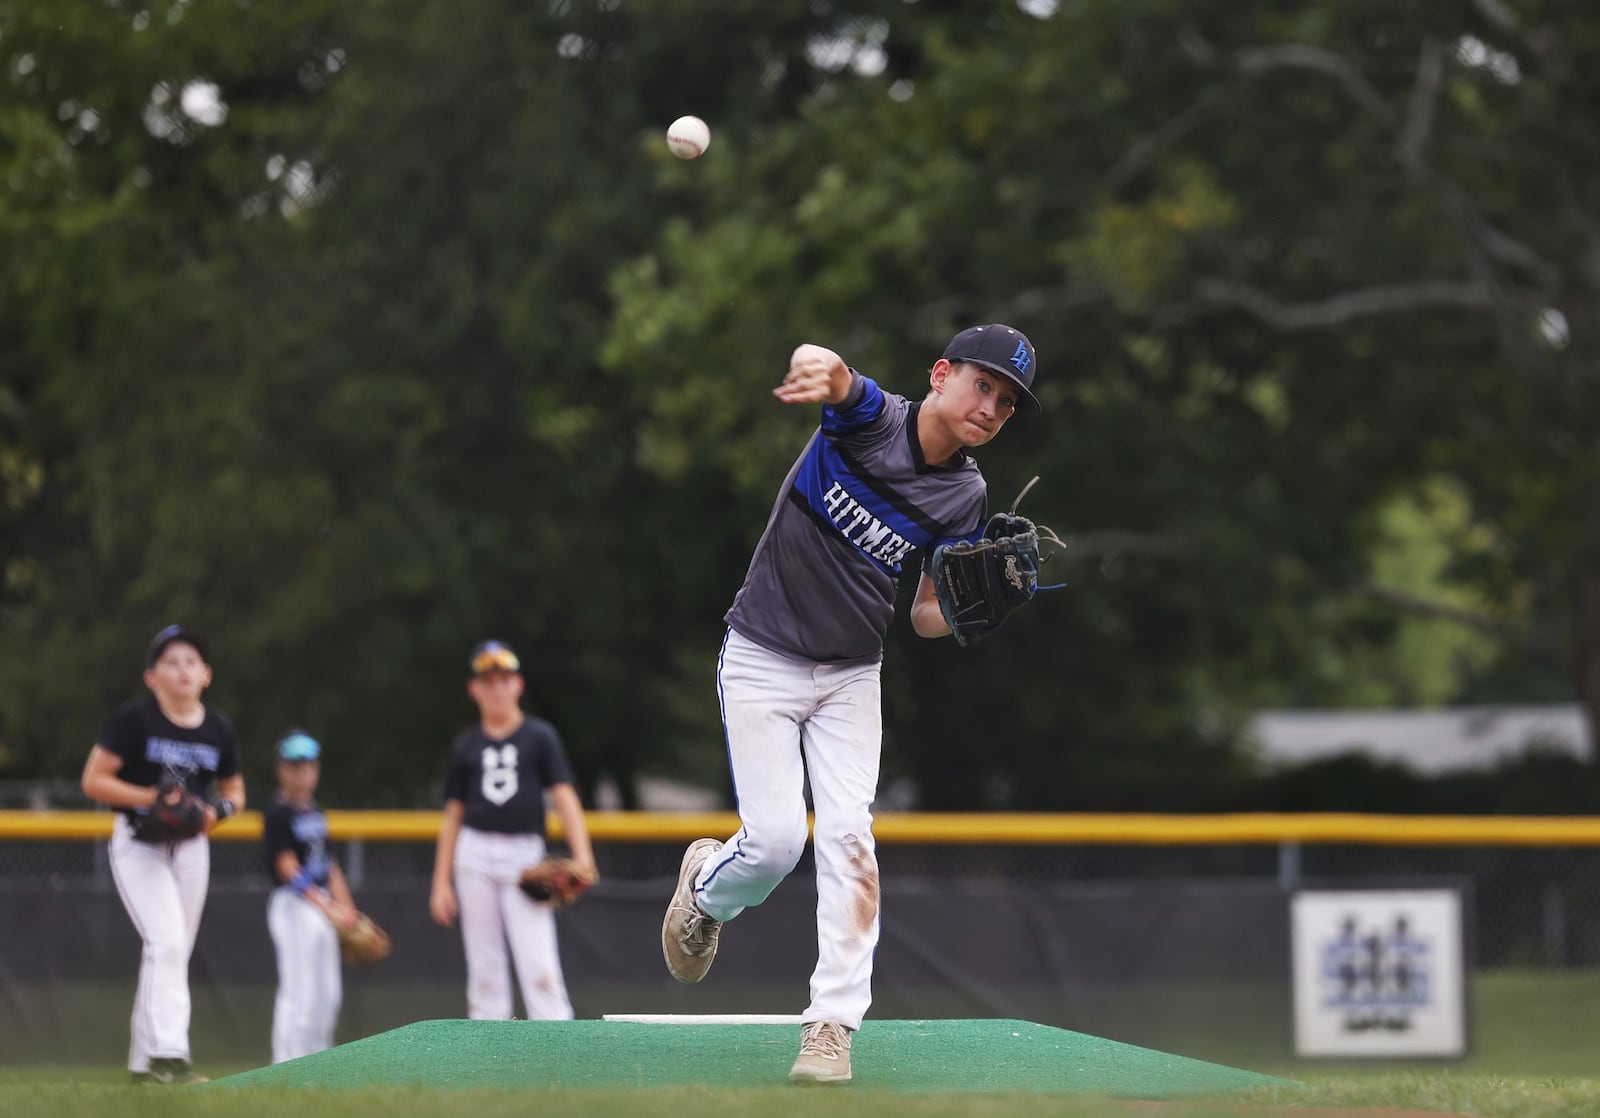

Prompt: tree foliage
xmin=0 ymin=0 xmax=1591 ymax=809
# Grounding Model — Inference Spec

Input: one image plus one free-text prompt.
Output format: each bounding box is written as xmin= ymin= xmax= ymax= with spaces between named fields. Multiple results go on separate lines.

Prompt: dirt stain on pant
xmin=842 ymin=835 xmax=880 ymax=936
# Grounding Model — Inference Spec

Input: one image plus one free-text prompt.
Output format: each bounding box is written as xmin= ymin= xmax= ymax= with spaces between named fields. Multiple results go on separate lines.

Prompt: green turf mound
xmin=206 ymin=1018 xmax=1290 ymax=1096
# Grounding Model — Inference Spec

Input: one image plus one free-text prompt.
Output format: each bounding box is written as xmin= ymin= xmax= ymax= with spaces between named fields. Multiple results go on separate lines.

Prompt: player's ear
xmin=929 ymin=358 xmax=954 ymax=394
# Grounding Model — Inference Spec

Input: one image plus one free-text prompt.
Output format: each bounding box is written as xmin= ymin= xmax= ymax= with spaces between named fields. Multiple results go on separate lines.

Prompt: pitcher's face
xmin=934 ymin=361 xmax=1019 ymax=447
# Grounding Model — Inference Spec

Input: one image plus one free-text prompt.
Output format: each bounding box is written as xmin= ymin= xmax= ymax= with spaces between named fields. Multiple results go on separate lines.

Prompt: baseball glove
xmin=518 ymin=856 xmax=597 ymax=907
xmin=337 ymin=912 xmax=392 ymax=966
xmin=932 ymin=477 xmax=1064 ymax=647
xmin=131 ymin=773 xmax=207 ymax=842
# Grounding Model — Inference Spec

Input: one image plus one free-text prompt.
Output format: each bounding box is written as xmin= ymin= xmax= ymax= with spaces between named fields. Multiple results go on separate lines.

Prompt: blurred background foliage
xmin=0 ymin=0 xmax=1594 ymax=810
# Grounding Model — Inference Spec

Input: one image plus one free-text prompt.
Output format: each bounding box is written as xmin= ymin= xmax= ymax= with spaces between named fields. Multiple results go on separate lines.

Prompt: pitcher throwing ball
xmin=81 ymin=625 xmax=245 ymax=1085
xmin=662 ymin=326 xmax=1046 ymax=1084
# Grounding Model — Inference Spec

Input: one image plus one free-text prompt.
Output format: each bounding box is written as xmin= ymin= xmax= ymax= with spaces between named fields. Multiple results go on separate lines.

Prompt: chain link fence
xmin=4 ymin=824 xmax=1599 ymax=968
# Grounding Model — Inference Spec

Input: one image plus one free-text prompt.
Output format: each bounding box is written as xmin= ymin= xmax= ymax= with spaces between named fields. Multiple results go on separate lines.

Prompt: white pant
xmin=453 ymin=827 xmax=574 ymax=1021
xmin=267 ymin=888 xmax=342 ymax=1063
xmin=108 ymin=815 xmax=209 ymax=1072
xmin=699 ymin=627 xmax=883 ymax=1030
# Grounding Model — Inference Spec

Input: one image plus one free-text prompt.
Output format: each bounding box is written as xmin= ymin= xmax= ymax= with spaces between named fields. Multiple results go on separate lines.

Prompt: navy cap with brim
xmin=941 ymin=324 xmax=1042 ymax=414
xmin=146 ymin=624 xmax=209 ymax=668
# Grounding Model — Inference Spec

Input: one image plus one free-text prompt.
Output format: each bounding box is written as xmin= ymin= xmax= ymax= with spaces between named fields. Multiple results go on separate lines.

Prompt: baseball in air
xmin=666 ymin=115 xmax=711 ymax=160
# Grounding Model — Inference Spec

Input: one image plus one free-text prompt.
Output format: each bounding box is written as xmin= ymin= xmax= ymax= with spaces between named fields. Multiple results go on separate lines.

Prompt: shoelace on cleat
xmin=673 ymin=904 xmax=721 ymax=957
xmin=799 ymin=1022 xmax=848 ymax=1058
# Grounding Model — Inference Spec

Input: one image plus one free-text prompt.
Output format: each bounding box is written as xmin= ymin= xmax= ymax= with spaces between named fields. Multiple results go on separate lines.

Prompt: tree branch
xmin=1102 ymin=104 xmax=1209 ymax=192
xmin=1192 ymin=278 xmax=1490 ymax=329
xmin=1357 ymin=580 xmax=1560 ymax=655
xmin=1233 ymin=43 xmax=1393 ymax=122
xmin=1469 ymin=0 xmax=1560 ymax=65
xmin=1391 ymin=38 xmax=1558 ymax=294
xmin=1395 ymin=38 xmax=1445 ymax=178
xmin=1438 ymin=180 xmax=1562 ymax=291
xmin=1470 ymin=0 xmax=1520 ymax=34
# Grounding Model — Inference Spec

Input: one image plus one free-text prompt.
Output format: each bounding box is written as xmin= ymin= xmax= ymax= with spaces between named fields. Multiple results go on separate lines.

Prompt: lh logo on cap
xmin=1009 ymin=341 xmax=1032 ymax=376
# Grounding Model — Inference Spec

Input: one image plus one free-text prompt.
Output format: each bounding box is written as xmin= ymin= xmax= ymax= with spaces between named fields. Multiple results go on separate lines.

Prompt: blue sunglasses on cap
xmin=277 ymin=732 xmax=321 ymax=762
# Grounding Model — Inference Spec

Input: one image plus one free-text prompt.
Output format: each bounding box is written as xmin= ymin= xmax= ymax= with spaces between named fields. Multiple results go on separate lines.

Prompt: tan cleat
xmin=788 ymin=1020 xmax=852 ymax=1084
xmin=661 ymin=838 xmax=723 ymax=983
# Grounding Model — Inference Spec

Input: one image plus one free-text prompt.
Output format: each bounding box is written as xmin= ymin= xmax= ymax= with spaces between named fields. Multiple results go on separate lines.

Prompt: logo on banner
xmin=1320 ymin=913 xmax=1431 ymax=1033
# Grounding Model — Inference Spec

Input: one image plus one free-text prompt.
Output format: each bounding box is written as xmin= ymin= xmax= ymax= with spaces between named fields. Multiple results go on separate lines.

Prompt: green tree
xmin=3 ymin=0 xmax=1591 ymax=812
xmin=603 ymin=0 xmax=1594 ymax=806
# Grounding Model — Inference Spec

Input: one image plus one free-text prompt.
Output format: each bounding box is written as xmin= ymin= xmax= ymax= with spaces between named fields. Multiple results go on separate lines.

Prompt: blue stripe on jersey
xmin=793 ymin=435 xmax=935 ymax=577
xmin=835 ymin=440 xmax=957 ymax=539
xmin=821 ymin=375 xmax=884 ymax=434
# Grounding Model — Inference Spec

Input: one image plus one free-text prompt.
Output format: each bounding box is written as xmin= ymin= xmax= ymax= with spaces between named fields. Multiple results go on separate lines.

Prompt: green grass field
xmin=4 ymin=1074 xmax=1600 ymax=1118
xmin=5 ymin=969 xmax=1599 ymax=1117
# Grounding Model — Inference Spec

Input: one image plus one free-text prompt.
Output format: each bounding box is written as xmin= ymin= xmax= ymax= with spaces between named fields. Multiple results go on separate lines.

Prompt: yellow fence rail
xmin=4 ymin=810 xmax=1600 ymax=845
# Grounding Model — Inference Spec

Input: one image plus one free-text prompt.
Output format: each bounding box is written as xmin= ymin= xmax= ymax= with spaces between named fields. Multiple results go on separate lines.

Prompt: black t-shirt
xmin=442 ymin=716 xmax=575 ymax=835
xmin=262 ymin=794 xmax=332 ymax=888
xmin=96 ymin=696 xmax=240 ymax=822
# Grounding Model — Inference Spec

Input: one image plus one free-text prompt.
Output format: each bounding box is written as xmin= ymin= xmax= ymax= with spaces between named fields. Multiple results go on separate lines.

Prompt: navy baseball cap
xmin=469 ymin=640 xmax=521 ymax=677
xmin=146 ymin=624 xmax=209 ymax=668
xmin=276 ymin=730 xmax=321 ymax=762
xmin=941 ymin=324 xmax=1041 ymax=414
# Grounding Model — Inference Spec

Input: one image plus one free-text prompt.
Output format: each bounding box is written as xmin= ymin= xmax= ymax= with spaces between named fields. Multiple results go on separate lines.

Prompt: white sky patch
xmin=1454 ymin=35 xmax=1521 ymax=84
xmin=888 ymin=79 xmax=914 ymax=102
xmin=808 ymin=18 xmax=890 ymax=77
xmin=283 ymin=160 xmax=316 ymax=201
xmin=143 ymin=82 xmax=178 ymax=140
xmin=1017 ymin=0 xmax=1059 ymax=17
xmin=1536 ymin=308 xmax=1569 ymax=349
xmin=557 ymin=33 xmax=588 ymax=59
xmin=852 ymin=44 xmax=887 ymax=77
xmin=180 ymin=80 xmax=227 ymax=126
xmin=809 ymin=35 xmax=852 ymax=73
xmin=179 ymin=80 xmax=228 ymax=127
xmin=144 ymin=79 xmax=227 ymax=141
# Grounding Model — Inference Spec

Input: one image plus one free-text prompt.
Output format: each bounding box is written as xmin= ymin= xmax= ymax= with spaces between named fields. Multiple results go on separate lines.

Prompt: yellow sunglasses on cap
xmin=472 ymin=646 xmax=521 ymax=675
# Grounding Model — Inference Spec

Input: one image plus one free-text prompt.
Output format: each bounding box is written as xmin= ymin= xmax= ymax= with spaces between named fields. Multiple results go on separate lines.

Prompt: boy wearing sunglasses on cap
xmin=263 ymin=730 xmax=359 ymax=1063
xmin=429 ymin=641 xmax=597 ymax=1020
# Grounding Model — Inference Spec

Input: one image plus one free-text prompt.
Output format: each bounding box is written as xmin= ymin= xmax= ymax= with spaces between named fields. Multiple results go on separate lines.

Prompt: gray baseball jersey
xmin=725 ymin=372 xmax=988 ymax=664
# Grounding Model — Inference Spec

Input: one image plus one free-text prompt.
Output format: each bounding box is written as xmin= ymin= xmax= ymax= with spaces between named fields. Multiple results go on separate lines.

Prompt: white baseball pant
xmin=108 ymin=814 xmax=209 ymax=1072
xmin=267 ymin=887 xmax=342 ymax=1063
xmin=453 ymin=826 xmax=574 ymax=1021
xmin=698 ymin=627 xmax=883 ymax=1030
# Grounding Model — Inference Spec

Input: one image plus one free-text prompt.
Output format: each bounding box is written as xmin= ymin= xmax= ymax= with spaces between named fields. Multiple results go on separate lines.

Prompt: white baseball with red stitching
xmin=666 ymin=115 xmax=711 ymax=159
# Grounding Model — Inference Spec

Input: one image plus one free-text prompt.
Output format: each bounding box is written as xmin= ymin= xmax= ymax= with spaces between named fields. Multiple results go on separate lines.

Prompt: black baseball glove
xmin=132 ymin=773 xmax=207 ymax=843
xmin=932 ymin=511 xmax=1045 ymax=647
